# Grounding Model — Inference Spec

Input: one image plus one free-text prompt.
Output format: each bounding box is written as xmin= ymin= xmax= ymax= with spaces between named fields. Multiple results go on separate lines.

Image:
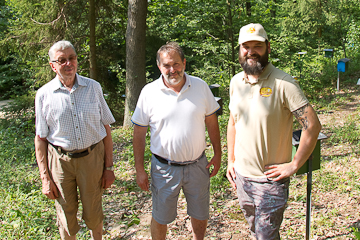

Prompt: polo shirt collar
xmin=258 ymin=62 xmax=275 ymax=81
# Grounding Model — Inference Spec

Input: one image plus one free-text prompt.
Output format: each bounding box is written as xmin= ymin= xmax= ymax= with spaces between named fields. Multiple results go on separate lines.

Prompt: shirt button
xmin=74 ymin=114 xmax=76 ymax=117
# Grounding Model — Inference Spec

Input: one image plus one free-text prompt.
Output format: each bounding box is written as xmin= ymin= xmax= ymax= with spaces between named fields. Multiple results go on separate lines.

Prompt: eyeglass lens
xmin=56 ymin=56 xmax=77 ymax=65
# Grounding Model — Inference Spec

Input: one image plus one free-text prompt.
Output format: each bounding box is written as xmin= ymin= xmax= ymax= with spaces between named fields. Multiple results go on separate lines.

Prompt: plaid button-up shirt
xmin=35 ymin=74 xmax=115 ymax=151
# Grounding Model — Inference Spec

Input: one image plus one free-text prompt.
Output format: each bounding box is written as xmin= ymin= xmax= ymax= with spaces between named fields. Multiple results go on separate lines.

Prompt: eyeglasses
xmin=51 ymin=55 xmax=77 ymax=65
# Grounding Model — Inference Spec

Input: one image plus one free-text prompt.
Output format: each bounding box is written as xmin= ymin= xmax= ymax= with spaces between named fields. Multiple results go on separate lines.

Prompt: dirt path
xmin=0 ymin=99 xmax=13 ymax=108
xmin=0 ymin=100 xmax=13 ymax=118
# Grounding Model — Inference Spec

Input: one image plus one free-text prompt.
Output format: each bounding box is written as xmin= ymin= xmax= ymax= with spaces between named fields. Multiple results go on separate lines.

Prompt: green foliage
xmin=353 ymin=227 xmax=360 ymax=240
xmin=209 ymin=113 xmax=231 ymax=194
xmin=0 ymin=162 xmax=59 ymax=239
xmin=347 ymin=20 xmax=360 ymax=56
xmin=147 ymin=0 xmax=246 ymax=84
xmin=329 ymin=114 xmax=360 ymax=146
xmin=0 ymin=95 xmax=58 ymax=238
xmin=0 ymin=58 xmax=34 ymax=99
xmin=1 ymin=0 xmax=128 ymax=122
xmin=0 ymin=94 xmax=35 ymax=162
xmin=1 ymin=0 xmax=360 ymax=114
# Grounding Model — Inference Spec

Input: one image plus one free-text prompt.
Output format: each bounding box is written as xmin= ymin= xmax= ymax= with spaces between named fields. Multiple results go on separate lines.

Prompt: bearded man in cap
xmin=226 ymin=23 xmax=321 ymax=239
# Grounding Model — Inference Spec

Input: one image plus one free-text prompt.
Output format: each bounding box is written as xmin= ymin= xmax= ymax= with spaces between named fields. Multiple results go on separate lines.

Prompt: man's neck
xmin=244 ymin=62 xmax=270 ymax=84
xmin=162 ymin=76 xmax=186 ymax=94
xmin=59 ymin=75 xmax=76 ymax=91
xmin=245 ymin=74 xmax=259 ymax=84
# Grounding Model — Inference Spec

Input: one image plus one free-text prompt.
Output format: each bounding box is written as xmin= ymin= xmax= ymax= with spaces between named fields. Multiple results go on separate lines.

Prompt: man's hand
xmin=136 ymin=169 xmax=149 ymax=191
xmin=264 ymin=162 xmax=298 ymax=181
xmin=42 ymin=178 xmax=59 ymax=199
xmin=206 ymin=154 xmax=221 ymax=177
xmin=226 ymin=161 xmax=237 ymax=189
xmin=102 ymin=170 xmax=115 ymax=189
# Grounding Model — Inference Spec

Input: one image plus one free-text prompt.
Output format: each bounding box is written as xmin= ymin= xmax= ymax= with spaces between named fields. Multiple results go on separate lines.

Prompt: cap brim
xmin=239 ymin=36 xmax=267 ymax=45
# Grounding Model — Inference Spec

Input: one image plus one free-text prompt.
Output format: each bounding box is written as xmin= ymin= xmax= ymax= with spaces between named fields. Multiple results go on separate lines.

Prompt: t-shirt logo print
xmin=247 ymin=27 xmax=256 ymax=34
xmin=260 ymin=87 xmax=272 ymax=97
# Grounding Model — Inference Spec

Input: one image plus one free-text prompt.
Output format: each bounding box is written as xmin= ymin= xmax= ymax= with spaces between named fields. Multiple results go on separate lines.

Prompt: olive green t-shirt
xmin=229 ymin=63 xmax=308 ymax=178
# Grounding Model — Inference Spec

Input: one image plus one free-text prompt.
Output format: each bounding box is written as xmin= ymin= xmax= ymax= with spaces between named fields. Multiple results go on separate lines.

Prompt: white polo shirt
xmin=131 ymin=73 xmax=220 ymax=162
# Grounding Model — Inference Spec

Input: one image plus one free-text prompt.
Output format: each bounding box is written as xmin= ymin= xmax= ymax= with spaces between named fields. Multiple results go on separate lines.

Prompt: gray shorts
xmin=234 ymin=171 xmax=290 ymax=240
xmin=150 ymin=153 xmax=210 ymax=225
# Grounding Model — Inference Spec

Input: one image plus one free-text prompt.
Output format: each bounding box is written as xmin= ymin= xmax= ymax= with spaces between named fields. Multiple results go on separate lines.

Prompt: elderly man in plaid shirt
xmin=34 ymin=40 xmax=115 ymax=240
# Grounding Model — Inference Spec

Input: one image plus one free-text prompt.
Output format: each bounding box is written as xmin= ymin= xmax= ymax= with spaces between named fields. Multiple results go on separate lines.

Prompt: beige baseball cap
xmin=238 ymin=23 xmax=268 ymax=45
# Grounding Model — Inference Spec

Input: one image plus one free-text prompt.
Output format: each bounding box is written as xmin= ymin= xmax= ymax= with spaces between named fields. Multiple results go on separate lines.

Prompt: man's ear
xmin=183 ymin=58 xmax=186 ymax=70
xmin=267 ymin=42 xmax=271 ymax=54
xmin=49 ymin=62 xmax=57 ymax=73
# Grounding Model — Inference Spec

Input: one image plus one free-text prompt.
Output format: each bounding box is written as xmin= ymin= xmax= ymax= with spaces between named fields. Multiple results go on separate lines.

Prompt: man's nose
xmin=247 ymin=47 xmax=255 ymax=54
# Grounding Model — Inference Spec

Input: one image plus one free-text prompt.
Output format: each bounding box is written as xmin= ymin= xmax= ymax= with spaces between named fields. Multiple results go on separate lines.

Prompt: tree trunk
xmin=123 ymin=0 xmax=147 ymax=128
xmin=271 ymin=0 xmax=276 ymax=19
xmin=89 ymin=0 xmax=98 ymax=80
xmin=246 ymin=1 xmax=251 ymax=16
xmin=226 ymin=0 xmax=235 ymax=77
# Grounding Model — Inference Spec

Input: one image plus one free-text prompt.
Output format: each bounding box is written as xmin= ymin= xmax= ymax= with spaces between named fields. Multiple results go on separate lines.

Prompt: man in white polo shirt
xmin=132 ymin=42 xmax=221 ymax=240
xmin=226 ymin=23 xmax=321 ymax=239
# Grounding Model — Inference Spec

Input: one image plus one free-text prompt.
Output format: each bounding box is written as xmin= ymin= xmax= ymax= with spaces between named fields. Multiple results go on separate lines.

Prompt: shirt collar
xmin=50 ymin=73 xmax=86 ymax=92
xmin=258 ymin=62 xmax=275 ymax=81
xmin=76 ymin=74 xmax=88 ymax=87
xmin=241 ymin=62 xmax=275 ymax=84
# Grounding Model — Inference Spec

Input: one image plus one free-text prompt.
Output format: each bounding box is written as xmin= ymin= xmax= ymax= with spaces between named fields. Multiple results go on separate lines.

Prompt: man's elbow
xmin=309 ymin=119 xmax=322 ymax=136
xmin=35 ymin=135 xmax=47 ymax=143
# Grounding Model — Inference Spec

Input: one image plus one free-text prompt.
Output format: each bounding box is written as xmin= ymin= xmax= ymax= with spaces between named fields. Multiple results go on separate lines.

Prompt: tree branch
xmin=30 ymin=7 xmax=63 ymax=25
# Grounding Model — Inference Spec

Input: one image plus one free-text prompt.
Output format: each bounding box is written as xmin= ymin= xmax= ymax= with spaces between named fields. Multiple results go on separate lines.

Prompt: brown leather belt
xmin=50 ymin=142 xmax=99 ymax=158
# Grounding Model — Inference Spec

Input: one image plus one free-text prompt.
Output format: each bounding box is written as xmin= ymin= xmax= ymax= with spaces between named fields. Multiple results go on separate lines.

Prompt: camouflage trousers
xmin=234 ymin=172 xmax=290 ymax=240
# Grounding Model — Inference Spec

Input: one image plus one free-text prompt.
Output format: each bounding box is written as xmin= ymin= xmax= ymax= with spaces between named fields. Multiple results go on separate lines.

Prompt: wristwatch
xmin=105 ymin=165 xmax=114 ymax=171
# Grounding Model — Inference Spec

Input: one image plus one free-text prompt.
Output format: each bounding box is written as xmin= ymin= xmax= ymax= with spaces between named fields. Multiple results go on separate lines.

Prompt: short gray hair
xmin=48 ymin=40 xmax=76 ymax=61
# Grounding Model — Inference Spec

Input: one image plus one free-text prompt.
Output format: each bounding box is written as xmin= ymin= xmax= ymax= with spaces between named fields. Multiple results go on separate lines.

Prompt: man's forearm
xmin=292 ymin=104 xmax=322 ymax=170
xmin=34 ymin=135 xmax=50 ymax=180
xmin=103 ymin=125 xmax=114 ymax=168
xmin=227 ymin=113 xmax=236 ymax=164
xmin=133 ymin=125 xmax=148 ymax=171
xmin=205 ymin=114 xmax=222 ymax=156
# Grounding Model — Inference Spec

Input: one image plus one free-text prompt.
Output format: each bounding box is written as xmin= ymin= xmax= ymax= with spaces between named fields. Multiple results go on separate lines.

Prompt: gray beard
xmin=241 ymin=61 xmax=266 ymax=76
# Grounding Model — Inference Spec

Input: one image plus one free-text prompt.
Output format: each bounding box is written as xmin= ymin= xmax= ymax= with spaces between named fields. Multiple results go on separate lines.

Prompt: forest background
xmin=0 ymin=0 xmax=360 ymax=239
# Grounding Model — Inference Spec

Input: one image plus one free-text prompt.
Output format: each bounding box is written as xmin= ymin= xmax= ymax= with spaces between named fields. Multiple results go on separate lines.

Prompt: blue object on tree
xmin=337 ymin=58 xmax=350 ymax=72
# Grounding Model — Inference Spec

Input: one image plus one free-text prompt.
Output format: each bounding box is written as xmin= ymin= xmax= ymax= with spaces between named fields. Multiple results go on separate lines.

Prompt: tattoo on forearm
xmin=293 ymin=103 xmax=309 ymax=130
